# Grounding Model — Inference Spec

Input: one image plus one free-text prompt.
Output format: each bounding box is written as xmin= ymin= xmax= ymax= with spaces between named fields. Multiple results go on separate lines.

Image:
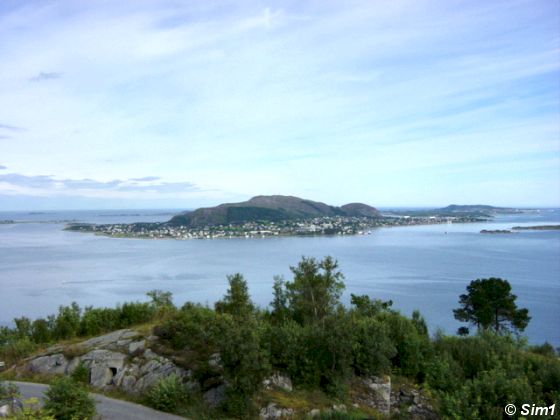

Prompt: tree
xmin=53 ymin=302 xmax=81 ymax=340
xmin=285 ymin=256 xmax=345 ymax=325
xmin=270 ymin=275 xmax=289 ymax=324
xmin=147 ymin=290 xmax=174 ymax=309
xmin=453 ymin=278 xmax=530 ymax=334
xmin=215 ymin=273 xmax=254 ymax=318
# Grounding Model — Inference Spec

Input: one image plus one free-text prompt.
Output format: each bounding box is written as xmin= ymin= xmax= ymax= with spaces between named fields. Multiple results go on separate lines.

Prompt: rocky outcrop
xmin=20 ymin=329 xmax=191 ymax=394
xmin=262 ymin=372 xmax=293 ymax=392
xmin=203 ymin=384 xmax=226 ymax=408
xmin=259 ymin=402 xmax=295 ymax=419
xmin=391 ymin=387 xmax=438 ymax=419
xmin=353 ymin=375 xmax=391 ymax=415
xmin=351 ymin=376 xmax=437 ymax=419
xmin=27 ymin=353 xmax=69 ymax=376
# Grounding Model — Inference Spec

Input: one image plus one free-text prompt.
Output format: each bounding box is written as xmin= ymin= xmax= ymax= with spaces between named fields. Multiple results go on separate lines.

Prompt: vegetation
xmin=453 ymin=277 xmax=530 ymax=334
xmin=145 ymin=374 xmax=190 ymax=413
xmin=0 ymin=380 xmax=89 ymax=420
xmin=0 ymin=290 xmax=168 ymax=365
xmin=43 ymin=377 xmax=96 ymax=420
xmin=1 ymin=258 xmax=559 ymax=419
xmin=150 ymin=257 xmax=559 ymax=418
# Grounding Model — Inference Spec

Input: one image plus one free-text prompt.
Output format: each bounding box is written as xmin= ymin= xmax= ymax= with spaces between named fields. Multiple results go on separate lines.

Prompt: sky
xmin=0 ymin=0 xmax=559 ymax=210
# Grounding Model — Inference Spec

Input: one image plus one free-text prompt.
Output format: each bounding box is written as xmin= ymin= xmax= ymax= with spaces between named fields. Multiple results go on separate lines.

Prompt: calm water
xmin=0 ymin=209 xmax=559 ymax=345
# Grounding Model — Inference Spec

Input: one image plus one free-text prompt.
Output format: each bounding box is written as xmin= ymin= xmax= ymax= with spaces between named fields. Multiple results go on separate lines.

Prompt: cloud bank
xmin=0 ymin=173 xmax=204 ymax=199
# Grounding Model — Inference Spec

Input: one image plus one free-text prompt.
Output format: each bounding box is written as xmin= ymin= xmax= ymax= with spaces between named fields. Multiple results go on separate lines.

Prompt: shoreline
xmin=65 ymin=216 xmax=485 ymax=241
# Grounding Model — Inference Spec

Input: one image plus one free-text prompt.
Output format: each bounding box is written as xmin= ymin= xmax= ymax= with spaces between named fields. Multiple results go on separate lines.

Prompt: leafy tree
xmin=411 ymin=309 xmax=429 ymax=337
xmin=31 ymin=318 xmax=52 ymax=343
xmin=453 ymin=278 xmax=530 ymax=334
xmin=14 ymin=317 xmax=32 ymax=339
xmin=118 ymin=302 xmax=155 ymax=326
xmin=350 ymin=294 xmax=393 ymax=317
xmin=215 ymin=274 xmax=254 ymax=318
xmin=147 ymin=290 xmax=174 ymax=309
xmin=53 ymin=302 xmax=81 ymax=340
xmin=285 ymin=256 xmax=345 ymax=325
xmin=270 ymin=275 xmax=289 ymax=324
xmin=44 ymin=377 xmax=96 ymax=420
xmin=219 ymin=315 xmax=270 ymax=415
xmin=351 ymin=316 xmax=396 ymax=377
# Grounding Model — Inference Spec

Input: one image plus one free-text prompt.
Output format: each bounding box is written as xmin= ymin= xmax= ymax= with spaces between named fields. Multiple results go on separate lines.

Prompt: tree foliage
xmin=215 ymin=273 xmax=254 ymax=319
xmin=284 ymin=256 xmax=345 ymax=325
xmin=453 ymin=278 xmax=530 ymax=334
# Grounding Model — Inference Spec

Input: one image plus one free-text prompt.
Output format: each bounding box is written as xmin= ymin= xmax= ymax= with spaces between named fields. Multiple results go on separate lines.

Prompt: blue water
xmin=0 ymin=209 xmax=558 ymax=345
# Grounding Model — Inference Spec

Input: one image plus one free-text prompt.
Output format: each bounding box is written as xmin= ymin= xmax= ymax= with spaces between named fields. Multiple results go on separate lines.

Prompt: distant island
xmin=386 ymin=204 xmax=534 ymax=218
xmin=168 ymin=195 xmax=382 ymax=227
xmin=65 ymin=195 xmax=489 ymax=240
xmin=512 ymin=225 xmax=560 ymax=230
xmin=480 ymin=225 xmax=560 ymax=234
xmin=480 ymin=229 xmax=513 ymax=234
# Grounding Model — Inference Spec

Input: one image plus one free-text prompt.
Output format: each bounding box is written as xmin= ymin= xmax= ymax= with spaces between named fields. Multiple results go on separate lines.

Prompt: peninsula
xmin=65 ymin=195 xmax=486 ymax=240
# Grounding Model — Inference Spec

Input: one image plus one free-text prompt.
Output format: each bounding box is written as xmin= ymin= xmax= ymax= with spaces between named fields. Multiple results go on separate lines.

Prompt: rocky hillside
xmin=19 ymin=329 xmax=190 ymax=394
xmin=168 ymin=195 xmax=381 ymax=227
xmin=14 ymin=328 xmax=435 ymax=419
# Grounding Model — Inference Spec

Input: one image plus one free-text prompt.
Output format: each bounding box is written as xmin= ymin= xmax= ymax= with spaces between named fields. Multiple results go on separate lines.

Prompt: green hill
xmin=167 ymin=195 xmax=381 ymax=227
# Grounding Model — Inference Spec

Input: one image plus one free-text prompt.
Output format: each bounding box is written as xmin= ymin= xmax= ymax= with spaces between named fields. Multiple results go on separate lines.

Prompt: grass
xmin=256 ymin=388 xmax=383 ymax=419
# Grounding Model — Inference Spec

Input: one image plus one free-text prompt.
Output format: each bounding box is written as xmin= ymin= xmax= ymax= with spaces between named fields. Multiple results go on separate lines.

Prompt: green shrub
xmin=351 ymin=316 xmax=395 ymax=377
xmin=0 ymin=381 xmax=20 ymax=399
xmin=71 ymin=361 xmax=90 ymax=384
xmin=378 ymin=311 xmax=430 ymax=378
xmin=0 ymin=336 xmax=36 ymax=365
xmin=146 ymin=374 xmax=189 ymax=413
xmin=118 ymin=302 xmax=155 ymax=327
xmin=44 ymin=377 xmax=96 ymax=420
xmin=156 ymin=303 xmax=222 ymax=355
xmin=79 ymin=307 xmax=119 ymax=336
xmin=220 ymin=316 xmax=270 ymax=414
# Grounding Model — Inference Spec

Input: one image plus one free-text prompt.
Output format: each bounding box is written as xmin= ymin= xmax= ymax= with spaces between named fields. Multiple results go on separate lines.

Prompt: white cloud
xmin=0 ymin=0 xmax=558 ymax=208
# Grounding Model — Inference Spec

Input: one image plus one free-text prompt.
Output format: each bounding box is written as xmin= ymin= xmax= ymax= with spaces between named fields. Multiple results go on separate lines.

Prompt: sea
xmin=0 ymin=209 xmax=558 ymax=346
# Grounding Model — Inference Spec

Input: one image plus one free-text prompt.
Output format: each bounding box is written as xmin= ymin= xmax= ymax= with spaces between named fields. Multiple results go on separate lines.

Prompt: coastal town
xmin=65 ymin=214 xmax=484 ymax=240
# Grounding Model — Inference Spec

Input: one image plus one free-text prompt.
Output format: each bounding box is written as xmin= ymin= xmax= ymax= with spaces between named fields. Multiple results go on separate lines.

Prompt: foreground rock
xmin=349 ymin=375 xmax=437 ymax=419
xmin=20 ymin=329 xmax=192 ymax=394
xmin=259 ymin=402 xmax=294 ymax=419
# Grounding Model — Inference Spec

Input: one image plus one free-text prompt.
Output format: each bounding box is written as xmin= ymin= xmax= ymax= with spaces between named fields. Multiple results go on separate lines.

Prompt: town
xmin=65 ymin=215 xmax=484 ymax=240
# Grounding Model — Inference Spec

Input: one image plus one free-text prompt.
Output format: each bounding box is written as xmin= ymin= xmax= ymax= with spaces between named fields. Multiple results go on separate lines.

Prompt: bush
xmin=79 ymin=307 xmax=119 ymax=336
xmin=44 ymin=377 xmax=96 ymax=420
xmin=0 ymin=337 xmax=36 ymax=365
xmin=156 ymin=303 xmax=222 ymax=355
xmin=71 ymin=361 xmax=90 ymax=384
xmin=219 ymin=316 xmax=270 ymax=414
xmin=0 ymin=381 xmax=20 ymax=399
xmin=351 ymin=316 xmax=395 ymax=377
xmin=146 ymin=374 xmax=189 ymax=413
xmin=378 ymin=311 xmax=430 ymax=378
xmin=118 ymin=302 xmax=155 ymax=327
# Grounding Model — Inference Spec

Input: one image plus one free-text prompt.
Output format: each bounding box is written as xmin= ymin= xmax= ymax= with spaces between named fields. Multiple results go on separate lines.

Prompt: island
xmin=480 ymin=229 xmax=513 ymax=234
xmin=512 ymin=225 xmax=560 ymax=230
xmin=65 ymin=195 xmax=486 ymax=240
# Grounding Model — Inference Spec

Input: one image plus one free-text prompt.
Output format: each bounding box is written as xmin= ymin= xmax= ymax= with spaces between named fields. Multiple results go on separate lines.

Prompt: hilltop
xmin=167 ymin=195 xmax=381 ymax=227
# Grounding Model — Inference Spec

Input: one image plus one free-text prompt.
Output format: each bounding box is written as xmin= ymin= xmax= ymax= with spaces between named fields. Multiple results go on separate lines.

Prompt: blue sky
xmin=0 ymin=0 xmax=558 ymax=210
